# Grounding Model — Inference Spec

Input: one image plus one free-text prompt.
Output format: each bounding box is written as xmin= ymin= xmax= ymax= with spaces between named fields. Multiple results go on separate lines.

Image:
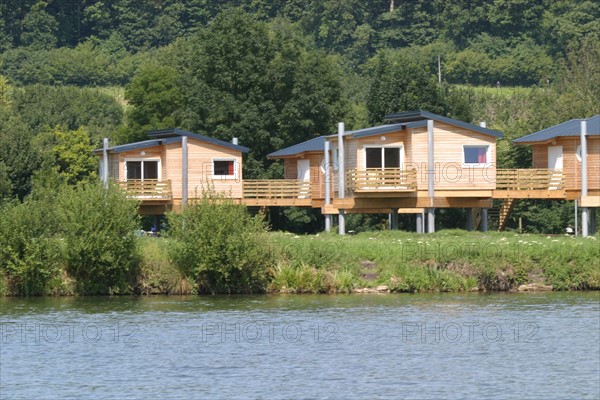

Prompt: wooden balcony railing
xmin=495 ymin=169 xmax=564 ymax=190
xmin=118 ymin=179 xmax=172 ymax=200
xmin=345 ymin=168 xmax=417 ymax=192
xmin=243 ymin=180 xmax=312 ymax=199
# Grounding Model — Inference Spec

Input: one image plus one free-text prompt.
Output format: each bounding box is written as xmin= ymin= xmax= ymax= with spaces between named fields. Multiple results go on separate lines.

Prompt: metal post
xmin=102 ymin=138 xmax=109 ymax=188
xmin=182 ymin=136 xmax=188 ymax=207
xmin=324 ymin=140 xmax=331 ymax=233
xmin=338 ymin=209 xmax=346 ymax=235
xmin=574 ymin=200 xmax=578 ymax=237
xmin=427 ymin=120 xmax=435 ymax=233
xmin=337 ymin=122 xmax=345 ymax=235
xmin=338 ymin=122 xmax=345 ymax=198
xmin=480 ymin=208 xmax=488 ymax=232
xmin=580 ymin=120 xmax=589 ymax=237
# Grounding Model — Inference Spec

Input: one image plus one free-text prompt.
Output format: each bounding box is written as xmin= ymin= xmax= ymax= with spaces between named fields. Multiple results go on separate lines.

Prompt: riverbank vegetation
xmin=1 ymin=190 xmax=598 ymax=296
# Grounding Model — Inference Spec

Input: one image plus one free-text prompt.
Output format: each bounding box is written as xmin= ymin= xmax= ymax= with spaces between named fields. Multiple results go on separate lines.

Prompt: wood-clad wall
xmin=116 ymin=139 xmax=244 ymax=200
xmin=530 ymin=138 xmax=599 ymax=191
xmin=283 ymin=153 xmax=326 ymax=199
xmin=411 ymin=122 xmax=496 ymax=190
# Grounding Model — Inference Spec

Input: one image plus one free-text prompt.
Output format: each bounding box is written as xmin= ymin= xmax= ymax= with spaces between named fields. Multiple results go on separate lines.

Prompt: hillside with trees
xmin=1 ymin=0 xmax=599 ymax=232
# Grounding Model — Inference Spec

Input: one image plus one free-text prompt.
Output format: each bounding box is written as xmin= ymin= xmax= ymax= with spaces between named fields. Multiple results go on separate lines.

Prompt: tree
xmin=20 ymin=1 xmax=58 ymax=49
xmin=53 ymin=127 xmax=98 ymax=186
xmin=125 ymin=64 xmax=182 ymax=141
xmin=366 ymin=49 xmax=470 ymax=124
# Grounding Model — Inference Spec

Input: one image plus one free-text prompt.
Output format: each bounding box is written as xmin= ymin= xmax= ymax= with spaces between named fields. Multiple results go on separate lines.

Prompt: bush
xmin=0 ymin=200 xmax=63 ymax=295
xmin=57 ymin=183 xmax=140 ymax=294
xmin=167 ymin=191 xmax=272 ymax=294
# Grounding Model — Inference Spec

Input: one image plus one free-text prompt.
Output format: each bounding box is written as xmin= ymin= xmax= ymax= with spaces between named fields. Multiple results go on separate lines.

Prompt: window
xmin=212 ymin=159 xmax=236 ymax=178
xmin=365 ymin=147 xmax=402 ymax=169
xmin=463 ymin=145 xmax=489 ymax=165
xmin=125 ymin=160 xmax=159 ymax=180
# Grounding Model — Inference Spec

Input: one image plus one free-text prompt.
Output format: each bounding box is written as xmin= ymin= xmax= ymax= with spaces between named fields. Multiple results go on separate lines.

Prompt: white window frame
xmin=124 ymin=158 xmax=162 ymax=180
xmin=362 ymin=145 xmax=404 ymax=170
xmin=211 ymin=158 xmax=238 ymax=180
xmin=462 ymin=145 xmax=490 ymax=167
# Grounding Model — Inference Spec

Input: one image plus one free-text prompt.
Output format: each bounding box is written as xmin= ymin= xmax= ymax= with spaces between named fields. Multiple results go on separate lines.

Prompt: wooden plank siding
xmin=530 ymin=137 xmax=600 ymax=191
xmin=115 ymin=138 xmax=244 ymax=202
xmin=410 ymin=122 xmax=496 ymax=191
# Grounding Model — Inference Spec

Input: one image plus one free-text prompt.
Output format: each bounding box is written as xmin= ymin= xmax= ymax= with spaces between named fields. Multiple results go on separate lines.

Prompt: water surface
xmin=1 ymin=292 xmax=599 ymax=399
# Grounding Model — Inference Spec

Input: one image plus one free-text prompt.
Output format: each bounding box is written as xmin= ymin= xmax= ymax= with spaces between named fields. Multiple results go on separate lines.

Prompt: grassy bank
xmin=136 ymin=230 xmax=599 ymax=295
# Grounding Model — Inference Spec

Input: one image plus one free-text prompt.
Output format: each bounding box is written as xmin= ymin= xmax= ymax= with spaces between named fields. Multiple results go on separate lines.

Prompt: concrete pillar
xmin=427 ymin=208 xmax=435 ymax=233
xmin=466 ymin=208 xmax=474 ymax=231
xmin=581 ymin=208 xmax=589 ymax=237
xmin=589 ymin=208 xmax=596 ymax=235
xmin=480 ymin=208 xmax=488 ymax=232
xmin=338 ymin=210 xmax=346 ymax=235
xmin=389 ymin=209 xmax=398 ymax=230
xmin=574 ymin=200 xmax=578 ymax=237
xmin=416 ymin=213 xmax=424 ymax=233
xmin=325 ymin=214 xmax=332 ymax=232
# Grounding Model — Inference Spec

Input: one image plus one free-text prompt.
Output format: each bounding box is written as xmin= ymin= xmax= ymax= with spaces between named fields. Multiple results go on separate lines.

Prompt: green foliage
xmin=167 ymin=191 xmax=273 ymax=294
xmin=366 ymin=49 xmax=471 ymax=124
xmin=0 ymin=199 xmax=63 ymax=295
xmin=52 ymin=127 xmax=98 ymax=185
xmin=20 ymin=1 xmax=58 ymax=50
xmin=57 ymin=183 xmax=141 ymax=295
xmin=125 ymin=64 xmax=182 ymax=141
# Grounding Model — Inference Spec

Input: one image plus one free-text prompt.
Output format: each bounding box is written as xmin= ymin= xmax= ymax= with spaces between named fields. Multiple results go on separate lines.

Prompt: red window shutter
xmin=228 ymin=161 xmax=234 ymax=175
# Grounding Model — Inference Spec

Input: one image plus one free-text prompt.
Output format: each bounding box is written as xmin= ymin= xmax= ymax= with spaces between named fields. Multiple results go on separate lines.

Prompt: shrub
xmin=57 ymin=183 xmax=140 ymax=294
xmin=167 ymin=191 xmax=272 ymax=294
xmin=0 ymin=200 xmax=63 ymax=295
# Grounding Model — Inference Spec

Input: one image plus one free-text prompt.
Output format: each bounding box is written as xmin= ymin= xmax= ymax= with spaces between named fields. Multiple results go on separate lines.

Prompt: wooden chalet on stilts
xmin=96 ymin=112 xmax=599 ymax=236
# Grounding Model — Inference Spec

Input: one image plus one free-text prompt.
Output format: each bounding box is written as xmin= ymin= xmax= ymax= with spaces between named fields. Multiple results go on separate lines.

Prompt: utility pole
xmin=438 ymin=55 xmax=442 ymax=84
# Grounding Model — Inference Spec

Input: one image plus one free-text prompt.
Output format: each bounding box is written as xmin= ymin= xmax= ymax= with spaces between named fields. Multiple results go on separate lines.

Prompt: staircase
xmin=497 ymin=199 xmax=517 ymax=231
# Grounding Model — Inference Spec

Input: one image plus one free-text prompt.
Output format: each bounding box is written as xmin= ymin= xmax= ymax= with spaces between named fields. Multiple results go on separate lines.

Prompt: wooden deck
xmin=242 ymin=179 xmax=313 ymax=206
xmin=345 ymin=168 xmax=417 ymax=193
xmin=118 ymin=180 xmax=172 ymax=201
xmin=493 ymin=169 xmax=566 ymax=199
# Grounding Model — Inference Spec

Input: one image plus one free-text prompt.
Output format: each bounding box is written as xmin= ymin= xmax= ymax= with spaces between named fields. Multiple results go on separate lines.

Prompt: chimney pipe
xmin=232 ymin=137 xmax=239 ymax=145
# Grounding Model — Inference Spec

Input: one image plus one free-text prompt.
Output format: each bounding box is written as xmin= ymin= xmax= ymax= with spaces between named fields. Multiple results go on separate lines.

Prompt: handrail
xmin=243 ymin=179 xmax=312 ymax=199
xmin=345 ymin=168 xmax=417 ymax=191
xmin=495 ymin=169 xmax=564 ymax=190
xmin=118 ymin=179 xmax=172 ymax=199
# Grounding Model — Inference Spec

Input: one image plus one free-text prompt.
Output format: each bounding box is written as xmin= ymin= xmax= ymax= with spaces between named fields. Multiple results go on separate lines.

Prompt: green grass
xmin=452 ymin=84 xmax=534 ymax=99
xmin=264 ymin=230 xmax=600 ymax=293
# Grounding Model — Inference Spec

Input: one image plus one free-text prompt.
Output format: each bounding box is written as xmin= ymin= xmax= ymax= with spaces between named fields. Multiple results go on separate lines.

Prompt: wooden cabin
xmin=95 ymin=128 xmax=249 ymax=214
xmin=513 ymin=115 xmax=599 ymax=204
xmin=267 ymin=111 xmax=504 ymax=232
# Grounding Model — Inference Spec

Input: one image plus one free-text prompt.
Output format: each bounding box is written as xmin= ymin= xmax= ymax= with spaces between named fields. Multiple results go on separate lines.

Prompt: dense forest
xmin=1 ymin=0 xmax=599 ymax=232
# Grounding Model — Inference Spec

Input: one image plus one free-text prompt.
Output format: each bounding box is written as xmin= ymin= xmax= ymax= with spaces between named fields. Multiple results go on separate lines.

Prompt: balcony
xmin=118 ymin=179 xmax=172 ymax=200
xmin=242 ymin=180 xmax=313 ymax=206
xmin=345 ymin=168 xmax=417 ymax=193
xmin=493 ymin=169 xmax=565 ymax=199
xmin=495 ymin=169 xmax=564 ymax=190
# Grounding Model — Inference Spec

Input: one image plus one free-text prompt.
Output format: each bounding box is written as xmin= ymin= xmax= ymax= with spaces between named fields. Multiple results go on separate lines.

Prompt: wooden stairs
xmin=497 ymin=199 xmax=517 ymax=231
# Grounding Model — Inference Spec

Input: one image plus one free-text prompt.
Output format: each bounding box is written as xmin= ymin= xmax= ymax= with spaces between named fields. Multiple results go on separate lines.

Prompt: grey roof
xmin=148 ymin=128 xmax=249 ymax=152
xmin=268 ymin=136 xmax=325 ymax=158
xmin=94 ymin=128 xmax=249 ymax=154
xmin=93 ymin=137 xmax=181 ymax=154
xmin=513 ymin=115 xmax=600 ymax=143
xmin=384 ymin=110 xmax=503 ymax=138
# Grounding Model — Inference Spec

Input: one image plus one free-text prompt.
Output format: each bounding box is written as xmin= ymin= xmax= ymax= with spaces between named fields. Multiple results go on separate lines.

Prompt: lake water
xmin=1 ymin=293 xmax=599 ymax=399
